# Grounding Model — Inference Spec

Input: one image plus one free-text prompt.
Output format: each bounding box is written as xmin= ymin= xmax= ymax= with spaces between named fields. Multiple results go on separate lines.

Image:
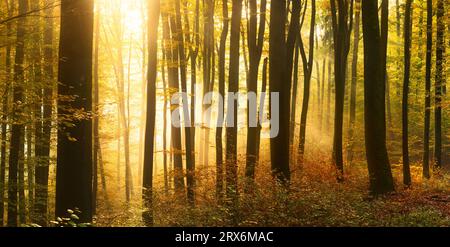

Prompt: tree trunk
xmin=0 ymin=0 xmax=13 ymax=226
xmin=33 ymin=0 xmax=54 ymax=226
xmin=422 ymin=0 xmax=432 ymax=179
xmin=29 ymin=0 xmax=43 ymax=220
xmin=270 ymin=0 xmax=292 ymax=182
xmin=330 ymin=0 xmax=353 ymax=181
xmin=290 ymin=42 xmax=300 ymax=147
xmin=216 ymin=0 xmax=228 ymax=202
xmin=142 ymin=0 xmax=159 ymax=227
xmin=226 ymin=0 xmax=243 ymax=206
xmin=361 ymin=0 xmax=394 ymax=195
xmin=434 ymin=0 xmax=444 ymax=169
xmin=255 ymin=58 xmax=268 ymax=165
xmin=402 ymin=0 xmax=412 ymax=186
xmin=18 ymin=130 xmax=25 ymax=224
xmin=298 ymin=0 xmax=316 ymax=168
xmin=347 ymin=0 xmax=361 ymax=165
xmin=164 ymin=11 xmax=184 ymax=192
xmin=161 ymin=41 xmax=169 ymax=195
xmin=174 ymin=0 xmax=195 ymax=205
xmin=8 ymin=0 xmax=28 ymax=227
xmin=245 ymin=0 xmax=266 ymax=181
xmin=56 ymin=0 xmax=94 ymax=223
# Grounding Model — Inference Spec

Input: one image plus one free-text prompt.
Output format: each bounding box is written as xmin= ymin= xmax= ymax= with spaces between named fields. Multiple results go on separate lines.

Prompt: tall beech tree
xmin=422 ymin=0 xmax=433 ymax=179
xmin=56 ymin=0 xmax=94 ymax=222
xmin=402 ymin=0 xmax=412 ymax=186
xmin=245 ymin=0 xmax=266 ymax=181
xmin=298 ymin=0 xmax=315 ymax=167
xmin=34 ymin=0 xmax=55 ymax=226
xmin=361 ymin=0 xmax=394 ymax=195
xmin=434 ymin=0 xmax=444 ymax=169
xmin=216 ymin=0 xmax=228 ymax=201
xmin=174 ymin=0 xmax=195 ymax=204
xmin=142 ymin=0 xmax=159 ymax=227
xmin=226 ymin=0 xmax=243 ymax=204
xmin=0 ymin=0 xmax=13 ymax=226
xmin=269 ymin=0 xmax=292 ymax=182
xmin=8 ymin=0 xmax=28 ymax=227
xmin=330 ymin=0 xmax=353 ymax=181
xmin=347 ymin=0 xmax=361 ymax=165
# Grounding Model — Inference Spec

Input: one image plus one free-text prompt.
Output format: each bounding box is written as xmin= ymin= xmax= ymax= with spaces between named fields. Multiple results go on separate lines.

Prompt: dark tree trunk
xmin=216 ymin=0 xmax=228 ymax=202
xmin=165 ymin=12 xmax=184 ymax=192
xmin=422 ymin=0 xmax=432 ymax=179
xmin=361 ymin=0 xmax=394 ymax=195
xmin=142 ymin=0 xmax=159 ymax=227
xmin=434 ymin=0 xmax=444 ymax=169
xmin=189 ymin=0 xmax=199 ymax=185
xmin=8 ymin=0 xmax=28 ymax=227
xmin=290 ymin=42 xmax=300 ymax=147
xmin=347 ymin=0 xmax=361 ymax=165
xmin=0 ymin=0 xmax=13 ymax=225
xmin=184 ymin=0 xmax=199 ymax=202
xmin=245 ymin=0 xmax=266 ymax=180
xmin=29 ymin=0 xmax=43 ymax=220
xmin=34 ymin=0 xmax=54 ymax=226
xmin=226 ymin=0 xmax=243 ymax=205
xmin=298 ymin=0 xmax=316 ymax=167
xmin=330 ymin=0 xmax=353 ymax=181
xmin=402 ymin=0 xmax=412 ymax=186
xmin=380 ymin=0 xmax=389 ymax=111
xmin=255 ymin=58 xmax=268 ymax=164
xmin=174 ymin=0 xmax=195 ymax=205
xmin=270 ymin=0 xmax=292 ymax=182
xmin=56 ymin=0 xmax=94 ymax=223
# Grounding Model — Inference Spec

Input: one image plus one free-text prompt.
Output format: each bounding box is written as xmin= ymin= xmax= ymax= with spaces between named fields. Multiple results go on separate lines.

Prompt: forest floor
xmin=97 ymin=156 xmax=450 ymax=227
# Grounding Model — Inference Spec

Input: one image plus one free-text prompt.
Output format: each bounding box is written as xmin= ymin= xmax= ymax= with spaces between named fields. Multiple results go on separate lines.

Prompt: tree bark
xmin=422 ymin=0 xmax=432 ymax=179
xmin=298 ymin=0 xmax=316 ymax=168
xmin=142 ymin=0 xmax=159 ymax=227
xmin=174 ymin=0 xmax=195 ymax=205
xmin=330 ymin=0 xmax=353 ymax=181
xmin=434 ymin=0 xmax=444 ymax=169
xmin=270 ymin=0 xmax=292 ymax=182
xmin=56 ymin=0 xmax=94 ymax=223
xmin=216 ymin=0 xmax=228 ymax=202
xmin=402 ymin=0 xmax=412 ymax=186
xmin=245 ymin=0 xmax=266 ymax=180
xmin=347 ymin=0 xmax=360 ymax=165
xmin=165 ymin=10 xmax=184 ymax=192
xmin=226 ymin=0 xmax=243 ymax=206
xmin=8 ymin=0 xmax=28 ymax=227
xmin=0 ymin=0 xmax=13 ymax=226
xmin=361 ymin=0 xmax=394 ymax=195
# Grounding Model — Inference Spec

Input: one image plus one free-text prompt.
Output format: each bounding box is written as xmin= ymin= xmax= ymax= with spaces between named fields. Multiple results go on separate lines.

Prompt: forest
xmin=0 ymin=0 xmax=449 ymax=227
